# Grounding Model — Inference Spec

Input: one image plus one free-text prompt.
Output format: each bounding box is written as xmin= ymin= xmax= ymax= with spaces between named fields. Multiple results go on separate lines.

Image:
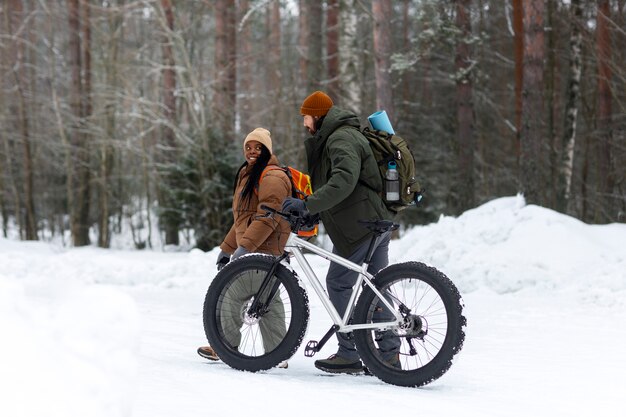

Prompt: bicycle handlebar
xmin=260 ymin=204 xmax=311 ymax=233
xmin=260 ymin=204 xmax=291 ymax=220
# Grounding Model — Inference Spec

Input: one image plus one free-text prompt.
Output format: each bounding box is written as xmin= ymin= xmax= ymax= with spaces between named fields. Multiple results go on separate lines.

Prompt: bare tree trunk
xmin=238 ymin=0 xmax=253 ymax=135
xmin=214 ymin=0 xmax=236 ymax=139
xmin=267 ymin=0 xmax=281 ymax=129
xmin=546 ymin=0 xmax=557 ymax=207
xmin=595 ymin=0 xmax=613 ymax=222
xmin=141 ymin=118 xmax=153 ymax=250
xmin=556 ymin=0 xmax=582 ymax=214
xmin=0 ymin=40 xmax=5 ymax=237
xmin=51 ymin=71 xmax=71 ymax=243
xmin=6 ymin=0 xmax=37 ymax=240
xmin=326 ymin=0 xmax=339 ymax=100
xmin=455 ymin=0 xmax=475 ymax=212
xmin=2 ymin=97 xmax=24 ymax=239
xmin=582 ymin=132 xmax=590 ymax=220
xmin=0 ymin=168 xmax=6 ymax=237
xmin=339 ymin=0 xmax=360 ymax=112
xmin=513 ymin=0 xmax=523 ymax=162
xmin=300 ymin=1 xmax=322 ymax=93
xmin=298 ymin=0 xmax=309 ymax=96
xmin=520 ymin=0 xmax=545 ymax=205
xmin=79 ymin=0 xmax=92 ymax=244
xmin=399 ymin=0 xmax=411 ymax=128
xmin=372 ymin=0 xmax=394 ymax=117
xmin=160 ymin=0 xmax=179 ymax=245
xmin=0 ymin=114 xmax=6 ymax=236
xmin=68 ymin=0 xmax=91 ymax=246
xmin=420 ymin=2 xmax=435 ymax=110
xmin=616 ymin=0 xmax=626 ymax=221
xmin=1 ymin=132 xmax=23 ymax=238
xmin=98 ymin=4 xmax=122 ymax=248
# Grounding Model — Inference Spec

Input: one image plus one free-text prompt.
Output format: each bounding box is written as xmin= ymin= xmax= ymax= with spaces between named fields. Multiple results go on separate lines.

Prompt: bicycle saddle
xmin=357 ymin=219 xmax=399 ymax=234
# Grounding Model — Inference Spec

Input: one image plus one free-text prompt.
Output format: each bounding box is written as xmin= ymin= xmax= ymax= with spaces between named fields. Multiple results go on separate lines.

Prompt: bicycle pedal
xmin=304 ymin=340 xmax=318 ymax=357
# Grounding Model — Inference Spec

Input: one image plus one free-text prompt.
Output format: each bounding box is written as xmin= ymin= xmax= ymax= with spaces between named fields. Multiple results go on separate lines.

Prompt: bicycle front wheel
xmin=203 ymin=254 xmax=309 ymax=372
xmin=353 ymin=262 xmax=466 ymax=387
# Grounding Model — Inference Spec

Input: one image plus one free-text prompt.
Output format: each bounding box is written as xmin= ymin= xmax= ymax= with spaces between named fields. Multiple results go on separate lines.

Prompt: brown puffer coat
xmin=220 ymin=155 xmax=291 ymax=256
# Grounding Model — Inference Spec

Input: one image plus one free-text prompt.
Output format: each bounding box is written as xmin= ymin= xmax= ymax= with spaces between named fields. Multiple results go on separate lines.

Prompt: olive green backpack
xmin=361 ymin=127 xmax=422 ymax=213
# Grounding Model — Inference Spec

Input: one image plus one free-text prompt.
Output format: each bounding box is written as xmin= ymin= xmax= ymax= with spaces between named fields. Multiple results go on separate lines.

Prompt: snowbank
xmin=1 ymin=196 xmax=625 ymax=417
xmin=392 ymin=195 xmax=626 ymax=304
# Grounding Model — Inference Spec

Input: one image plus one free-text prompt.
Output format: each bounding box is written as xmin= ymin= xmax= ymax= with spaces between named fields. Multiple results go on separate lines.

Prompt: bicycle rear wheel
xmin=203 ymin=254 xmax=309 ymax=372
xmin=353 ymin=262 xmax=466 ymax=387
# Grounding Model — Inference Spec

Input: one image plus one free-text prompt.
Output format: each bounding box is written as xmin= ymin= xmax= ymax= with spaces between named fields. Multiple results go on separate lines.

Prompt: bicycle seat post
xmin=363 ymin=234 xmax=380 ymax=265
xmin=357 ymin=219 xmax=398 ymax=265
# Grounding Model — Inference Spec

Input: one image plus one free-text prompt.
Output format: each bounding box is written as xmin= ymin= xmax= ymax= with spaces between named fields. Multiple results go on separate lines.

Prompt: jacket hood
xmin=317 ymin=106 xmax=361 ymax=140
xmin=304 ymin=106 xmax=361 ymax=178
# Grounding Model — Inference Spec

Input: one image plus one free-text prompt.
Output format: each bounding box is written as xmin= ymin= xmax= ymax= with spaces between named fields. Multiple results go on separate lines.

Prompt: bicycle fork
xmin=245 ymin=253 xmax=289 ymax=318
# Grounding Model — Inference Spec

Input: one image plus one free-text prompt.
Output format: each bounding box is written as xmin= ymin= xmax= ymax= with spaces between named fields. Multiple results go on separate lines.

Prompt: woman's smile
xmin=245 ymin=140 xmax=263 ymax=165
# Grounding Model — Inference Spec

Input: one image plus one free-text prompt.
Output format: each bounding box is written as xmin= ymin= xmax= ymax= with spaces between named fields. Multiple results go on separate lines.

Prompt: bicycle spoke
xmin=360 ymin=271 xmax=452 ymax=373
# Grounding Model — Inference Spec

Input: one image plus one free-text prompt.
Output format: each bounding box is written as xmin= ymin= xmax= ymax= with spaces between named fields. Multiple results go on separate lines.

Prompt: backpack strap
xmin=254 ymin=165 xmax=286 ymax=195
xmin=260 ymin=165 xmax=284 ymax=181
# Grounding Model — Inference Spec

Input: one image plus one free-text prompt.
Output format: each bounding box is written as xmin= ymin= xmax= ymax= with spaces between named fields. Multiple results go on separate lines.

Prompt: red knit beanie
xmin=300 ymin=91 xmax=333 ymax=117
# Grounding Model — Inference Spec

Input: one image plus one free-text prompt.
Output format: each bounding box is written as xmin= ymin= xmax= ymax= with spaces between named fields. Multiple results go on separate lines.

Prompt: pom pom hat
xmin=243 ymin=127 xmax=272 ymax=154
xmin=300 ymin=91 xmax=334 ymax=117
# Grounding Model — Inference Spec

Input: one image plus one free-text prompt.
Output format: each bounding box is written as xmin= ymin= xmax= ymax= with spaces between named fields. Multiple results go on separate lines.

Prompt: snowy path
xmin=3 ymin=197 xmax=625 ymax=417
xmin=126 ymin=284 xmax=625 ymax=417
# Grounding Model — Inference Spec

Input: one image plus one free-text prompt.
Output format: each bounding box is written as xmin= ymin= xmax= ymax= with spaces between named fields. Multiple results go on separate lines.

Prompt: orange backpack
xmin=258 ymin=165 xmax=318 ymax=237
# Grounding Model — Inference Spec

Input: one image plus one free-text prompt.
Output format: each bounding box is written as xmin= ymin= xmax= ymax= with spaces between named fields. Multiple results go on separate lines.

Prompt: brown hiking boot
xmin=363 ymin=353 xmax=401 ymax=375
xmin=197 ymin=346 xmax=219 ymax=361
xmin=386 ymin=353 xmax=401 ymax=369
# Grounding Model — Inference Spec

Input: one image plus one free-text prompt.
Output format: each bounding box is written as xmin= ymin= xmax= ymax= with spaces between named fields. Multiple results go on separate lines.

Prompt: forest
xmin=0 ymin=0 xmax=624 ymax=250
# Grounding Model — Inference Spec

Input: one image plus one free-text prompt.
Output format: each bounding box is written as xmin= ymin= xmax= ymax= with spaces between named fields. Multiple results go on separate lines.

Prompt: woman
xmin=197 ymin=127 xmax=291 ymax=368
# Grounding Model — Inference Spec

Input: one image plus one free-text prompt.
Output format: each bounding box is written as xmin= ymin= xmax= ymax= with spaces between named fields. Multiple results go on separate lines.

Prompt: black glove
xmin=231 ymin=246 xmax=249 ymax=260
xmin=282 ymin=197 xmax=307 ymax=214
xmin=216 ymin=250 xmax=230 ymax=271
xmin=301 ymin=212 xmax=320 ymax=231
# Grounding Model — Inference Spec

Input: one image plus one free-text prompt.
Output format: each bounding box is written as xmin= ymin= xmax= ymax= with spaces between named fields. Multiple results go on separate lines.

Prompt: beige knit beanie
xmin=243 ymin=127 xmax=272 ymax=154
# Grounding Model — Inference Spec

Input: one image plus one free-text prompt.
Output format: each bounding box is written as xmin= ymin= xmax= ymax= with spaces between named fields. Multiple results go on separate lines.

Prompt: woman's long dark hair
xmin=234 ymin=144 xmax=272 ymax=205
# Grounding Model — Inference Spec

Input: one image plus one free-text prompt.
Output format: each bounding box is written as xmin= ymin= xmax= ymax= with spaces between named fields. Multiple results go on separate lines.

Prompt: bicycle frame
xmin=284 ymin=233 xmax=404 ymax=333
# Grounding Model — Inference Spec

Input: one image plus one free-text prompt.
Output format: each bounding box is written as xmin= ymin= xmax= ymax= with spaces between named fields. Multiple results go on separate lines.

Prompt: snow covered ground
xmin=1 ymin=196 xmax=625 ymax=417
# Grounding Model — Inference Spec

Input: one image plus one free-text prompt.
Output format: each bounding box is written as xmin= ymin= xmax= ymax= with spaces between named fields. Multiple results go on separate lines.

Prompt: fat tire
xmin=203 ymin=254 xmax=309 ymax=372
xmin=353 ymin=262 xmax=466 ymax=387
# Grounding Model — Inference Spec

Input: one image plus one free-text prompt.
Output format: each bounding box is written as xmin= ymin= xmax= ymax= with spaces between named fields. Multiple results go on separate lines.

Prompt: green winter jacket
xmin=304 ymin=106 xmax=394 ymax=257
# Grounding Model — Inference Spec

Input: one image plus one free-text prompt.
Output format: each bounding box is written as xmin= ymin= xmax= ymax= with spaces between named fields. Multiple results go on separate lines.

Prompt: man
xmin=282 ymin=91 xmax=400 ymax=374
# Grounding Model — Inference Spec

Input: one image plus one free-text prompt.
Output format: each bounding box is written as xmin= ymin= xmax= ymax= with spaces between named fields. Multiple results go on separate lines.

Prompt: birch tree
xmin=338 ymin=0 xmax=361 ymax=113
xmin=97 ymin=2 xmax=124 ymax=248
xmin=556 ymin=0 xmax=582 ymax=214
xmin=326 ymin=0 xmax=340 ymax=100
xmin=372 ymin=0 xmax=395 ymax=117
xmin=214 ymin=0 xmax=236 ymax=139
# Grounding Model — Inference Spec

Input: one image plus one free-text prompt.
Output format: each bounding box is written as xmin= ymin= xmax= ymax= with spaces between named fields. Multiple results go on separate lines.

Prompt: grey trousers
xmin=327 ymin=231 xmax=401 ymax=361
xmin=220 ymin=268 xmax=286 ymax=353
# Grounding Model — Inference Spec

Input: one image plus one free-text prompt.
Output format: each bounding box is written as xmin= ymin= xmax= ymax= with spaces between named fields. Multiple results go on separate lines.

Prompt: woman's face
xmin=244 ymin=140 xmax=263 ymax=165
